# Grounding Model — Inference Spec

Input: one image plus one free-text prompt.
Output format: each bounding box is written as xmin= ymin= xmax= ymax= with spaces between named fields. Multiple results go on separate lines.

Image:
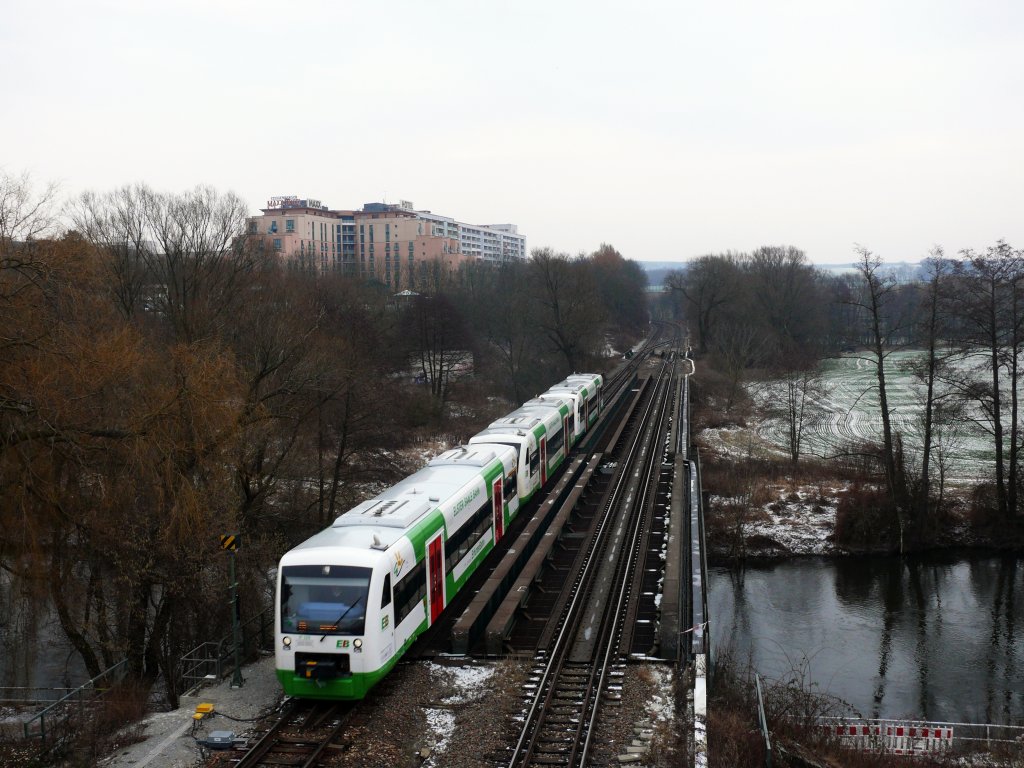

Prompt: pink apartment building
xmin=249 ymin=197 xmax=520 ymax=292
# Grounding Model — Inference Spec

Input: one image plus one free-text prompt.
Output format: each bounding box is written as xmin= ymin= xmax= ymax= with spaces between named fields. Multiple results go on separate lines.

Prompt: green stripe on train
xmin=277 ymin=663 xmax=393 ymax=700
xmin=404 ymin=457 xmax=505 ymax=559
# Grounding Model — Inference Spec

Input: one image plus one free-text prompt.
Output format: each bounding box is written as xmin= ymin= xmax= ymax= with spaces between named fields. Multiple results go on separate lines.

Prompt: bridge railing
xmin=689 ymin=449 xmax=710 ymax=664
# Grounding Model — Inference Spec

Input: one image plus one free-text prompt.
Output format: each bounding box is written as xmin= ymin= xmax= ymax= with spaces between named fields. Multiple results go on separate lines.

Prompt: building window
xmin=273 ymin=238 xmax=282 ymax=251
xmin=248 ymin=221 xmax=257 ymax=234
xmin=369 ymin=225 xmax=374 ymax=243
xmin=286 ymin=219 xmax=295 ymax=232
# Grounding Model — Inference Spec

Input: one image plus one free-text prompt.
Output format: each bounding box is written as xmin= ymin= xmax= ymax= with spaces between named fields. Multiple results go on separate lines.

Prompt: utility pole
xmin=220 ymin=534 xmax=244 ymax=688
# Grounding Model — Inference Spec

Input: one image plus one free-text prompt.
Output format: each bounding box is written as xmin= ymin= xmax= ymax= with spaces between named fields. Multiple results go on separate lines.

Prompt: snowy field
xmin=705 ymin=352 xmax=997 ymax=485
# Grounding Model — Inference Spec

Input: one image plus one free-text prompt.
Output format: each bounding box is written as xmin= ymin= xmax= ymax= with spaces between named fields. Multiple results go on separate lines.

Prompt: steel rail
xmin=580 ymin=356 xmax=677 ymax=762
xmin=232 ymin=699 xmax=353 ymax=768
xmin=508 ymin=358 xmax=674 ymax=768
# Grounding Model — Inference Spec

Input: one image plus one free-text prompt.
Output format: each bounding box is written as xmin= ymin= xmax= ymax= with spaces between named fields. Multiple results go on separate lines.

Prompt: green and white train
xmin=274 ymin=373 xmax=603 ymax=700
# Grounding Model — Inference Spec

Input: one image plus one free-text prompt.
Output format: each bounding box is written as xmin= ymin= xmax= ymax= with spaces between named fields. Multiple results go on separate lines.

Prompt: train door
xmin=563 ymin=415 xmax=570 ymax=458
xmin=585 ymin=398 xmax=591 ymax=428
xmin=492 ymin=478 xmax=503 ymax=543
xmin=540 ymin=437 xmax=548 ymax=485
xmin=427 ymin=535 xmax=444 ymax=624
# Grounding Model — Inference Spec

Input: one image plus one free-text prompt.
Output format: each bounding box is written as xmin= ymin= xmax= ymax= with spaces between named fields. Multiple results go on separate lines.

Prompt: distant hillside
xmin=816 ymin=261 xmax=923 ymax=282
xmin=636 ymin=259 xmax=925 ymax=285
xmin=635 ymin=260 xmax=683 ymax=288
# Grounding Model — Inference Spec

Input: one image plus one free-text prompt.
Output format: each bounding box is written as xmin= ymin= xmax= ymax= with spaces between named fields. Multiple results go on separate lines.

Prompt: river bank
xmin=698 ymin=435 xmax=1024 ymax=564
xmin=705 ymin=474 xmax=1024 ymax=564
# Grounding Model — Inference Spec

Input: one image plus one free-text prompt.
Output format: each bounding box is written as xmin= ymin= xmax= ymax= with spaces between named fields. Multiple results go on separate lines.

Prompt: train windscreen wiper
xmin=320 ymin=595 xmax=363 ymax=642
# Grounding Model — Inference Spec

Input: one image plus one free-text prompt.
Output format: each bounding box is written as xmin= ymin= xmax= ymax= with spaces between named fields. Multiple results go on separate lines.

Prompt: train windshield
xmin=281 ymin=564 xmax=371 ymax=635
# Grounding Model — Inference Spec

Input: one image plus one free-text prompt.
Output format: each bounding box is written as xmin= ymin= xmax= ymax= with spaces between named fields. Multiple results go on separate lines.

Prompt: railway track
xmin=506 ymin=356 xmax=678 ymax=768
xmin=221 ymin=325 xmax=686 ymax=768
xmin=225 ymin=699 xmax=355 ymax=768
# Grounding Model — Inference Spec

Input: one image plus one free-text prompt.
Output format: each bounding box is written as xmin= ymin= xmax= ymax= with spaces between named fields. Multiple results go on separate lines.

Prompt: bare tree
xmin=713 ymin=320 xmax=767 ymax=412
xmin=144 ymin=185 xmax=261 ymax=342
xmin=775 ymin=366 xmax=825 ymax=464
xmin=748 ymin=245 xmax=825 ymax=362
xmin=848 ymin=247 xmax=909 ymax=542
xmin=401 ymin=292 xmax=471 ymax=410
xmin=471 ymin=260 xmax=538 ymax=403
xmin=590 ymin=243 xmax=649 ymax=337
xmin=666 ymin=253 xmax=743 ymax=354
xmin=70 ymin=185 xmax=152 ymax=319
xmin=949 ymin=241 xmax=1024 ymax=518
xmin=903 ymin=250 xmax=956 ymax=523
xmin=529 ymin=248 xmax=604 ymax=374
xmin=0 ymin=170 xmax=58 ymax=247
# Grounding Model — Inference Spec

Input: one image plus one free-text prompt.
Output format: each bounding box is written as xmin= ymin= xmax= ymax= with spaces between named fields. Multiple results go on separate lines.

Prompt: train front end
xmin=275 ymin=543 xmax=393 ymax=700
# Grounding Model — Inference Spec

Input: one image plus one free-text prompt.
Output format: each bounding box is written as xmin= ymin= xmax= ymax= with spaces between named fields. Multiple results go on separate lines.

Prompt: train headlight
xmin=353 ymin=638 xmax=363 ymax=652
xmin=282 ymin=636 xmax=292 ymax=649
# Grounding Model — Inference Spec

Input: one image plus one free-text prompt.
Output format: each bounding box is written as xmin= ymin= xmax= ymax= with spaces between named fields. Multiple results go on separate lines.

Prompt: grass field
xmin=706 ymin=351 xmax=999 ymax=485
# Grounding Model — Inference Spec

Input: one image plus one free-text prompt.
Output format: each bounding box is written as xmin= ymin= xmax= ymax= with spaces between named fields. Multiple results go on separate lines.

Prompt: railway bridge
xmin=12 ymin=327 xmax=714 ymax=768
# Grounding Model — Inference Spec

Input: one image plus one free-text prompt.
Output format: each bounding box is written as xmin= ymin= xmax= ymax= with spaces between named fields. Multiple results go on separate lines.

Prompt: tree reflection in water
xmin=710 ymin=553 xmax=1024 ymax=723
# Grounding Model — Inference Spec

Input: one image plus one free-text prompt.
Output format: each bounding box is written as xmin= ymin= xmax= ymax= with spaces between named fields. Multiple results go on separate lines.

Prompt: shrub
xmin=834 ymin=485 xmax=900 ymax=551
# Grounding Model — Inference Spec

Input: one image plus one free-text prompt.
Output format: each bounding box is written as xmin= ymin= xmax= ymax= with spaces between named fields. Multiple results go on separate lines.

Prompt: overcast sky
xmin=4 ymin=0 xmax=1022 ymax=264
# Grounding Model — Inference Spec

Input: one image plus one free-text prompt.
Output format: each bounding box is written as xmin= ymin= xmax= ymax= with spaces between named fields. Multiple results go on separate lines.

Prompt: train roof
xmin=283 ymin=531 xmax=387 ymax=564
xmin=430 ymin=444 xmax=509 ymax=468
xmin=523 ymin=394 xmax=571 ymax=409
xmin=513 ymin=405 xmax=564 ymax=425
xmin=489 ymin=411 xmax=545 ymax=431
xmin=429 ymin=444 xmax=515 ymax=469
xmin=470 ymin=426 xmax=532 ymax=443
xmin=335 ymin=461 xmax=492 ymax=529
xmin=553 ymin=373 xmax=602 ymax=391
xmin=285 ymin=454 xmax=503 ymax=557
xmin=545 ymin=382 xmax=587 ymax=396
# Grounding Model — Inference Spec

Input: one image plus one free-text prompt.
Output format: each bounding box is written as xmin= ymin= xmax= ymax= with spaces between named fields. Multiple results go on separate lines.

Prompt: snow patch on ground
xmin=699 ymin=425 xmax=790 ymax=462
xmin=750 ymin=493 xmax=840 ymax=556
xmin=422 ymin=662 xmax=497 ymax=760
xmin=708 ymin=481 xmax=850 ymax=557
xmin=424 ymin=707 xmax=456 ymax=758
xmin=647 ymin=665 xmax=675 ymax=722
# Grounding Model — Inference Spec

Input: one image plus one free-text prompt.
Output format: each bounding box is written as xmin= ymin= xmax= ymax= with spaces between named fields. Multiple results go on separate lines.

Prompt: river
xmin=709 ymin=553 xmax=1024 ymax=724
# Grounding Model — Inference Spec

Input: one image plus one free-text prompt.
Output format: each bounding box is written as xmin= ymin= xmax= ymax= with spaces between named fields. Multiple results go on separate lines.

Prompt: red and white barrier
xmin=824 ymin=720 xmax=954 ymax=755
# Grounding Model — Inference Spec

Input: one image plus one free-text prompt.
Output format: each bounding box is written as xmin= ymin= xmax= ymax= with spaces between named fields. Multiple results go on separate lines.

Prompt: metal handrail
xmin=0 ymin=687 xmax=77 ymax=705
xmin=22 ymin=658 xmax=129 ymax=741
xmin=178 ymin=607 xmax=273 ymax=695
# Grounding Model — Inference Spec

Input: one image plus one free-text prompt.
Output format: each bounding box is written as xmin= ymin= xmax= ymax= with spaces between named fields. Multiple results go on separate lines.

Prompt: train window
xmin=445 ymin=496 xmax=489 ymax=576
xmin=281 ymin=565 xmax=371 ymax=636
xmin=504 ymin=469 xmax=516 ymax=501
xmin=381 ymin=573 xmax=391 ymax=609
xmin=529 ymin=449 xmax=539 ymax=476
xmin=548 ymin=423 xmax=563 ymax=452
xmin=395 ymin=560 xmax=426 ymax=625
